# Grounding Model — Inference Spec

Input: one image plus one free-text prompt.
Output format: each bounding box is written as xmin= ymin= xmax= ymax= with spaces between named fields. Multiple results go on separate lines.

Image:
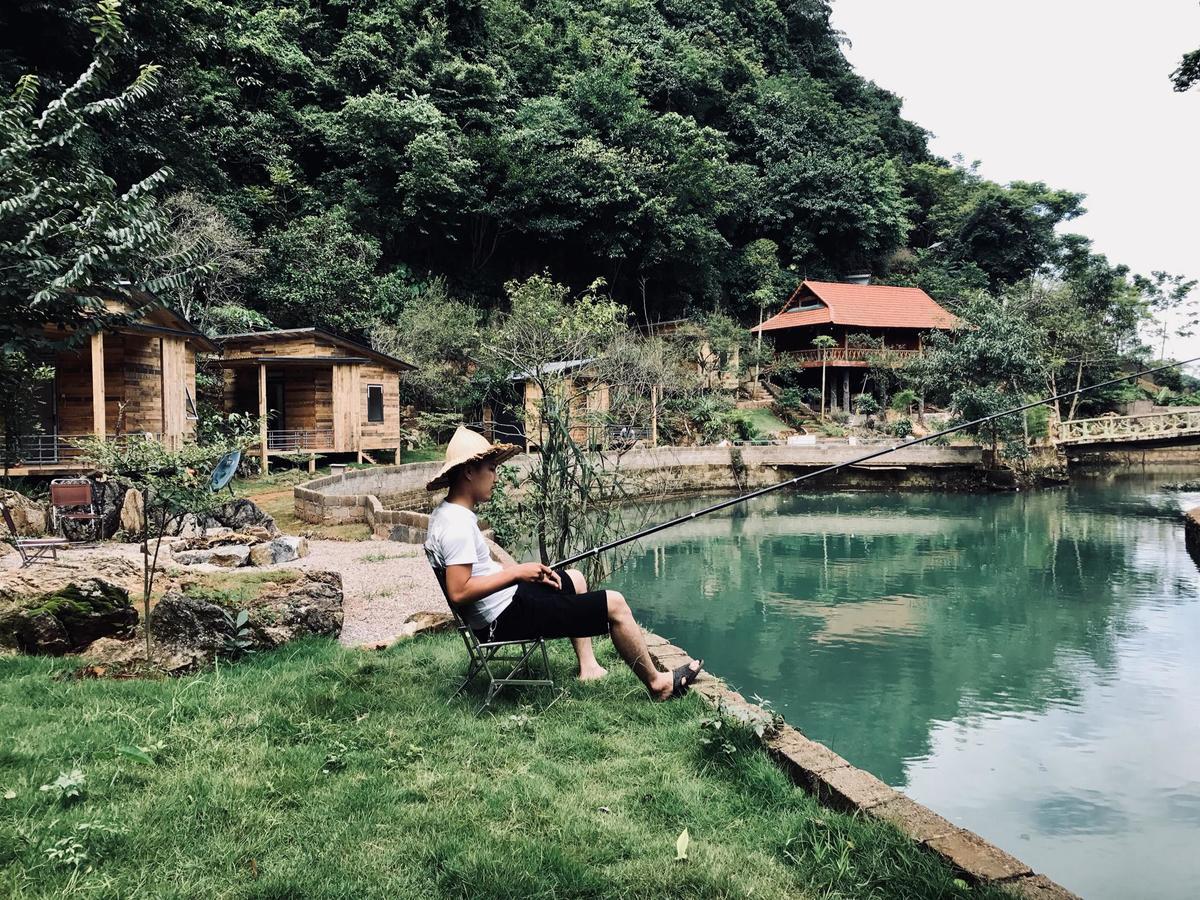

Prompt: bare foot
xmin=651 ymin=659 xmax=702 ymax=701
xmin=578 ymin=664 xmax=608 ymax=682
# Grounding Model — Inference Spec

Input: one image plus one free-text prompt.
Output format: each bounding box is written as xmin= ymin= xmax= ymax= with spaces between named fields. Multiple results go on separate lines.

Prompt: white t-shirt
xmin=423 ymin=501 xmax=515 ymax=628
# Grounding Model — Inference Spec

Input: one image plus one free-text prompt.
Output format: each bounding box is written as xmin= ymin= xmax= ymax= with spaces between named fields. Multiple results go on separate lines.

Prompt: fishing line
xmin=551 ymin=356 xmax=1200 ymax=568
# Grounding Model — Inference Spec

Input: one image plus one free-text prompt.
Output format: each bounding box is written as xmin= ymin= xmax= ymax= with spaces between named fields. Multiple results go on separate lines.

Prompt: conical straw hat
xmin=425 ymin=426 xmax=520 ymax=491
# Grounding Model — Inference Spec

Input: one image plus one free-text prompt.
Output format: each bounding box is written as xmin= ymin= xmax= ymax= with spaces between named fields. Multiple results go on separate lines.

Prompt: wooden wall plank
xmin=331 ymin=364 xmax=356 ymax=451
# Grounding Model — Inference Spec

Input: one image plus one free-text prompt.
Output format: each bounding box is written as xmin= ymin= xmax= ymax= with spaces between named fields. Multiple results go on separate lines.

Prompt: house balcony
xmin=783 ymin=348 xmax=922 ymax=368
xmin=5 ymin=432 xmax=164 ymax=473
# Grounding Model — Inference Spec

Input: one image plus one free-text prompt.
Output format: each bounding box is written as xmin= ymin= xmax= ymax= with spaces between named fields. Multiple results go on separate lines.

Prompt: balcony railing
xmin=266 ymin=429 xmax=335 ymax=451
xmin=603 ymin=424 xmax=651 ymax=446
xmin=785 ymin=348 xmax=922 ymax=366
xmin=6 ymin=432 xmax=163 ymax=465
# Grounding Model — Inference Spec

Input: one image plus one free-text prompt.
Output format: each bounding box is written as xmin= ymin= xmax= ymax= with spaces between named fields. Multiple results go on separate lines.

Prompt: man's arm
xmin=443 ymin=561 xmax=561 ymax=606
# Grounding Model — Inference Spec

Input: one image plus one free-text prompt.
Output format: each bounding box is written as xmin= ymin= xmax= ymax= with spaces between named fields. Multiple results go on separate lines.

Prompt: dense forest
xmin=1 ymin=0 xmax=1195 ymax=428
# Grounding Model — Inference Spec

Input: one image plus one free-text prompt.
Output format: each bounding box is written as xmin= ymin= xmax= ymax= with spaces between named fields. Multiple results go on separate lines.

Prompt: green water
xmin=613 ymin=471 xmax=1200 ymax=899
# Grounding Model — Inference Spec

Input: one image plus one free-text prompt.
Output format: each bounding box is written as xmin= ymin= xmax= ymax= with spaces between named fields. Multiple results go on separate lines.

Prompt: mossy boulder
xmin=1 ymin=579 xmax=137 ymax=655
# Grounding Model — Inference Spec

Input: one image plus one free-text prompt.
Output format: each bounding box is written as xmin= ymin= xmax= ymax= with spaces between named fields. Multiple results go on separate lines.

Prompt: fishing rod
xmin=552 ymin=356 xmax=1200 ymax=568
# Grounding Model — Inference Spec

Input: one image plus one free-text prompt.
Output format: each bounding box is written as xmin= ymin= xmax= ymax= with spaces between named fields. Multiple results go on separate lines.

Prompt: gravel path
xmin=283 ymin=539 xmax=445 ymax=646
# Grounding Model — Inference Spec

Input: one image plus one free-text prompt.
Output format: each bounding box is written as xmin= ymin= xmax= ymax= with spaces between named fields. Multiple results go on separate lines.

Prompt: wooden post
xmin=819 ymin=355 xmax=827 ymax=420
xmin=90 ymin=332 xmax=105 ymax=438
xmin=258 ymin=363 xmax=269 ymax=475
xmin=308 ymin=453 xmax=316 ymax=475
xmin=842 ymin=370 xmax=850 ymax=413
xmin=650 ymin=384 xmax=659 ymax=447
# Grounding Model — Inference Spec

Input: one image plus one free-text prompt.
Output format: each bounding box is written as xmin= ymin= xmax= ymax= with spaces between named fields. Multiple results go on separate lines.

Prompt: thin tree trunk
xmin=1066 ymin=357 xmax=1085 ymax=421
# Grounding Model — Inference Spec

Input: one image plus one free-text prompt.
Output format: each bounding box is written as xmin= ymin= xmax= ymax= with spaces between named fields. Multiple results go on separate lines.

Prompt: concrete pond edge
xmin=642 ymin=631 xmax=1081 ymax=900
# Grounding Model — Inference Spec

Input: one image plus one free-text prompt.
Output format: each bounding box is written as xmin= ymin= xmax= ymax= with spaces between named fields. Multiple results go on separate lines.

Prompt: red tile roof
xmin=752 ymin=281 xmax=960 ymax=334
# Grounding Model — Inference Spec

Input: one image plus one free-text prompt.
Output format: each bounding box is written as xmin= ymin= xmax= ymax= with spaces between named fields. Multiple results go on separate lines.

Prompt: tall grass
xmin=0 ymin=637 xmax=1007 ymax=899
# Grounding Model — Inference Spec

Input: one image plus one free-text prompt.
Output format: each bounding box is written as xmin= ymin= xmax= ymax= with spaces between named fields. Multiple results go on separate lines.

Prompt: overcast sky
xmin=830 ymin=0 xmax=1200 ymax=366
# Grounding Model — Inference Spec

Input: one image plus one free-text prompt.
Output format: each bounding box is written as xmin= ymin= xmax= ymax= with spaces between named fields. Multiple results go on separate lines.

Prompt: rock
xmin=172 ymin=544 xmax=250 ymax=568
xmin=360 ymin=611 xmax=453 ymax=650
xmin=1 ymin=578 xmax=137 ymax=655
xmin=81 ymin=635 xmax=205 ymax=675
xmin=119 ymin=488 xmax=145 ymax=534
xmin=210 ymin=545 xmax=251 ymax=567
xmin=149 ymin=570 xmax=343 ymax=660
xmin=248 ymin=536 xmax=309 ymax=566
xmin=90 ymin=477 xmax=133 ymax=539
xmin=202 ymin=498 xmax=279 ymax=536
xmin=149 ymin=593 xmax=235 ymax=654
xmin=0 ymin=555 xmax=145 ymax=606
xmin=1 ymin=490 xmax=48 ymax=535
xmin=19 ymin=612 xmax=71 ymax=655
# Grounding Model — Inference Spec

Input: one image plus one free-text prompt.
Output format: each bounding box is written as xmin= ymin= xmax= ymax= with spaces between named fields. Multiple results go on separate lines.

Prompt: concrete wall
xmin=294 ymin=444 xmax=985 ymax=539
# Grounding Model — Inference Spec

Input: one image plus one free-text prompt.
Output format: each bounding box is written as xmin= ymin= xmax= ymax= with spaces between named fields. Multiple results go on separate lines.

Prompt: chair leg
xmin=448 ymin=657 xmax=484 ymax=703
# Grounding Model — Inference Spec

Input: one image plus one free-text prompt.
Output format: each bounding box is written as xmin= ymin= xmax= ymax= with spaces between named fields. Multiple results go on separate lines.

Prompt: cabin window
xmin=367 ymin=384 xmax=384 ymax=423
xmin=185 ymin=386 xmax=199 ymax=420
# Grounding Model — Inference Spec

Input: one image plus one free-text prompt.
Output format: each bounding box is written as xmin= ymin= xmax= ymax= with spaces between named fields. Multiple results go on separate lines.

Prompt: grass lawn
xmin=742 ymin=407 xmax=792 ymax=438
xmin=0 ymin=636 xmax=1008 ymax=899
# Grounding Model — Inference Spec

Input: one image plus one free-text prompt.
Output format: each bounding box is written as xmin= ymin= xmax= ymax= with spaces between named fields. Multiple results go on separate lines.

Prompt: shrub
xmin=853 ymin=393 xmax=879 ymax=415
xmin=890 ymin=389 xmax=918 ymax=414
xmin=889 ymin=418 xmax=914 ymax=438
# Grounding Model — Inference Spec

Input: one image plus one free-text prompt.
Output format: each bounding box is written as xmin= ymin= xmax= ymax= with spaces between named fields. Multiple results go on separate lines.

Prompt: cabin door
xmin=266 ymin=376 xmax=286 ymax=431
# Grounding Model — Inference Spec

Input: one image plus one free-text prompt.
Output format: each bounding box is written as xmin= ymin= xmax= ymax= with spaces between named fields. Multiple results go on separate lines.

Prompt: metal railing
xmin=603 ymin=425 xmax=651 ymax=446
xmin=7 ymin=432 xmax=163 ymax=465
xmin=786 ymin=348 xmax=921 ymax=366
xmin=266 ymin=429 xmax=335 ymax=451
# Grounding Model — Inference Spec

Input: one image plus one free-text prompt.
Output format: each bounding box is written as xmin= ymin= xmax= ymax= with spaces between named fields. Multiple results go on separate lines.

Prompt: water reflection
xmin=615 ymin=471 xmax=1200 ymax=899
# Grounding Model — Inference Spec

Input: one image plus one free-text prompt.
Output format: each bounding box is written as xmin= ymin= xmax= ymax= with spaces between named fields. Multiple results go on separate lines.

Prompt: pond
xmin=612 ymin=471 xmax=1200 ymax=899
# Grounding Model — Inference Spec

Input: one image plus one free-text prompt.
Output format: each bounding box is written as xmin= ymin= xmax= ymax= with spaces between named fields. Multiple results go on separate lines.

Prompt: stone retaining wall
xmin=1184 ymin=508 xmax=1200 ymax=562
xmin=295 ymin=444 xmax=986 ymax=538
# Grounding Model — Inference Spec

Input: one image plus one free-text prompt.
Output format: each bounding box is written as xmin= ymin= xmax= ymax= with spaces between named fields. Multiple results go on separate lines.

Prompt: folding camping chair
xmin=49 ymin=478 xmax=103 ymax=542
xmin=2 ymin=506 xmax=70 ymax=568
xmin=428 ymin=561 xmax=555 ymax=715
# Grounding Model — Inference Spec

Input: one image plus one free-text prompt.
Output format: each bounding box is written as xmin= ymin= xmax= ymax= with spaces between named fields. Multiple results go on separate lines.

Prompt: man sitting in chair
xmin=424 ymin=426 xmax=703 ymax=700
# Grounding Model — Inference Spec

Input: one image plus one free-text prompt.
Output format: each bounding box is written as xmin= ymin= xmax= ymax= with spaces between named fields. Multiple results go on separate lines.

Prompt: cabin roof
xmin=215 ymin=328 xmax=415 ymax=371
xmin=509 ymin=358 xmax=595 ymax=381
xmin=82 ymin=286 xmax=220 ymax=351
xmin=751 ymin=281 xmax=960 ymax=334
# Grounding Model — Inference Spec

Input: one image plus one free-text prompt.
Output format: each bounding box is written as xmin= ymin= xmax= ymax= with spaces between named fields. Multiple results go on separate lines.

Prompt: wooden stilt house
xmin=5 ymin=291 xmax=216 ymax=475
xmin=214 ymin=329 xmax=414 ymax=472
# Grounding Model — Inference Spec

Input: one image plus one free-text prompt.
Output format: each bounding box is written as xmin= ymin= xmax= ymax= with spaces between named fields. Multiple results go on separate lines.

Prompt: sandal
xmin=669 ymin=659 xmax=704 ymax=699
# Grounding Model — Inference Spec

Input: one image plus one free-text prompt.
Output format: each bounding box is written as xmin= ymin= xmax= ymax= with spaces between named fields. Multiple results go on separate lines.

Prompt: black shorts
xmin=477 ymin=567 xmax=610 ymax=643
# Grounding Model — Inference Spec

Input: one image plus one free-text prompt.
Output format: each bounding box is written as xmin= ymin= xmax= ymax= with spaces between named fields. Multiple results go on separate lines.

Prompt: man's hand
xmin=512 ymin=562 xmax=561 ymax=589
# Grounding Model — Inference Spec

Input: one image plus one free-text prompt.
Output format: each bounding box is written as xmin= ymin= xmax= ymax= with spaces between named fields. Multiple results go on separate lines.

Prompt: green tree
xmin=257 ymin=207 xmax=382 ymax=335
xmin=1136 ymin=271 xmax=1198 ymax=362
xmin=1171 ymin=48 xmax=1200 ymax=92
xmin=0 ymin=1 xmax=192 ymax=464
xmin=913 ymin=296 xmax=1048 ymax=459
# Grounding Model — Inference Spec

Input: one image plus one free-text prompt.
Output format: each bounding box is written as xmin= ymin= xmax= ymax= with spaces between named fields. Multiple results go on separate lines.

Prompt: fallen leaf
xmin=249 ymin=858 xmax=259 ymax=879
xmin=115 ymin=745 xmax=155 ymax=765
xmin=675 ymin=828 xmax=690 ymax=862
xmin=597 ymin=806 xmax=611 ymax=814
xmin=3 ymin=789 xmax=16 ymax=800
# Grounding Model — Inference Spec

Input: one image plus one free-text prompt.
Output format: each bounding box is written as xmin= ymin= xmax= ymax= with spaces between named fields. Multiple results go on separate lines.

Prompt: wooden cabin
xmin=215 ymin=329 xmax=414 ymax=472
xmin=496 ymin=359 xmax=659 ymax=451
xmin=751 ymin=280 xmax=960 ymax=411
xmin=6 ymin=292 xmax=216 ymax=475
